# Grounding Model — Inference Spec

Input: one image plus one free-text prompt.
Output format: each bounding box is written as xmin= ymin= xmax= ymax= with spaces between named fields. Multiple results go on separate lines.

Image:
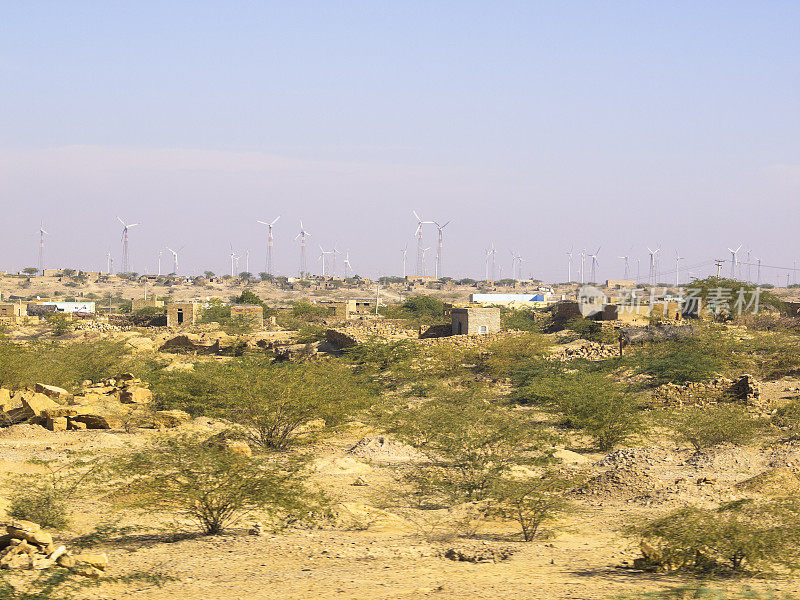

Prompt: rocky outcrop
xmin=0 ymin=519 xmax=108 ymax=577
xmin=654 ymin=374 xmax=762 ymax=406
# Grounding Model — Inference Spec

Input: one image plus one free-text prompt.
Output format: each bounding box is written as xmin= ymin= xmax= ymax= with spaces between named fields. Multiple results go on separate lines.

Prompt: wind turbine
xmin=318 ymin=246 xmax=334 ymax=277
xmin=117 ymin=217 xmax=139 ymax=274
xmin=412 ymin=211 xmax=433 ymax=275
xmin=343 ymin=251 xmax=353 ymax=279
xmin=566 ymin=248 xmax=573 ymax=283
xmin=647 ymin=247 xmax=660 ymax=286
xmin=589 ymin=247 xmax=601 ymax=283
xmin=166 ymin=246 xmax=183 ymax=275
xmin=728 ymin=245 xmax=742 ymax=278
xmin=510 ymin=251 xmax=522 ymax=282
xmin=579 ymin=249 xmax=586 ymax=284
xmin=420 ymin=247 xmax=432 ymax=276
xmin=433 ymin=220 xmax=450 ymax=279
xmin=331 ymin=246 xmax=341 ymax=278
xmin=229 ymin=244 xmax=240 ymax=277
xmin=401 ymin=244 xmax=408 ymax=278
xmin=106 ymin=251 xmax=113 ymax=275
xmin=38 ymin=221 xmax=48 ymax=275
xmin=257 ymin=216 xmax=280 ymax=275
xmin=294 ymin=221 xmax=311 ymax=276
xmin=675 ymin=249 xmax=684 ymax=286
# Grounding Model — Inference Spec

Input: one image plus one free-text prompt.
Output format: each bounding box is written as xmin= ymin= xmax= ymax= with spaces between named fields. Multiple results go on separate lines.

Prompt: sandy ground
xmin=1 ymin=411 xmax=800 ymax=600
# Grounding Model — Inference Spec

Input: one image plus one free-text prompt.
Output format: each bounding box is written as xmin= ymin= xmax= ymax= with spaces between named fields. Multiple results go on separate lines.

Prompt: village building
xmin=451 ymin=306 xmax=501 ymax=336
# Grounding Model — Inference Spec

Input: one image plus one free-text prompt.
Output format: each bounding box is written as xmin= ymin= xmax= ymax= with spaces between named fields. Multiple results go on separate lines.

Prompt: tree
xmin=204 ymin=271 xmax=215 ymax=278
xmin=239 ymin=271 xmax=253 ymax=282
xmin=631 ymin=498 xmax=800 ymax=574
xmin=22 ymin=267 xmax=39 ymax=276
xmin=489 ymin=474 xmax=576 ymax=541
xmin=663 ymin=404 xmax=767 ymax=452
xmin=108 ymin=435 xmax=319 ymax=535
xmin=515 ymin=365 xmax=642 ymax=451
xmin=223 ymin=361 xmax=375 ymax=450
xmin=389 ymin=392 xmax=555 ymax=506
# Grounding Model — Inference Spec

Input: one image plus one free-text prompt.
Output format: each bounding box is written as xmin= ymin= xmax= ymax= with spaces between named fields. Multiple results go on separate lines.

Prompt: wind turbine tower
xmin=433 ymin=220 xmax=450 ymax=279
xmin=157 ymin=250 xmax=162 ymax=276
xmin=229 ymin=244 xmax=240 ymax=277
xmin=412 ymin=211 xmax=433 ymax=275
xmin=566 ymin=248 xmax=573 ymax=282
xmin=106 ymin=252 xmax=113 ymax=275
xmin=589 ymin=247 xmax=601 ymax=283
xmin=675 ymin=250 xmax=684 ymax=286
xmin=728 ymin=245 xmax=742 ymax=278
xmin=294 ymin=221 xmax=311 ymax=276
xmin=117 ymin=217 xmax=139 ymax=274
xmin=318 ymin=246 xmax=334 ymax=277
xmin=647 ymin=247 xmax=660 ymax=286
xmin=38 ymin=221 xmax=48 ymax=275
xmin=343 ymin=251 xmax=353 ymax=279
xmin=420 ymin=247 xmax=432 ymax=276
xmin=257 ymin=217 xmax=280 ymax=276
xmin=401 ymin=244 xmax=408 ymax=278
xmin=579 ymin=249 xmax=586 ymax=284
xmin=166 ymin=247 xmax=181 ymax=275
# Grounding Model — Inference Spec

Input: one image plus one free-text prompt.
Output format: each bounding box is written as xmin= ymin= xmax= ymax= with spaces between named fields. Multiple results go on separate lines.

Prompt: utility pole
xmin=375 ymin=283 xmax=380 ymax=315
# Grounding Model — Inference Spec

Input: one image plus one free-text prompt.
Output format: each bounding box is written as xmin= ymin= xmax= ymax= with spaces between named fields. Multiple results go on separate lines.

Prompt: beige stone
xmin=74 ymin=552 xmax=108 ymax=570
xmin=0 ymin=388 xmax=11 ymax=411
xmin=67 ymin=419 xmax=88 ymax=430
xmin=34 ymin=383 xmax=72 ymax=403
xmin=45 ymin=416 xmax=68 ymax=431
xmin=21 ymin=393 xmax=61 ymax=417
xmin=155 ymin=409 xmax=191 ymax=427
xmin=56 ymin=554 xmax=75 ymax=568
xmin=119 ymin=386 xmax=153 ymax=404
xmin=71 ymin=564 xmax=103 ymax=578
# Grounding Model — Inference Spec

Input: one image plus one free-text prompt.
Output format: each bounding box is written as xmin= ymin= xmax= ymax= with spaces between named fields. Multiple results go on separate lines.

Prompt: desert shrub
xmin=634 ymin=334 xmax=725 ymax=385
xmin=222 ymin=361 xmax=375 ymax=450
xmin=198 ymin=299 xmax=231 ymax=323
xmin=565 ymin=317 xmax=616 ymax=343
xmin=477 ymin=333 xmax=551 ymax=379
xmin=107 ymin=435 xmax=320 ymax=535
xmin=488 ymin=474 xmax=576 ymax=541
xmin=401 ymin=295 xmax=444 ymax=320
xmin=514 ymin=363 xmax=642 ymax=450
xmin=6 ymin=459 xmax=98 ymax=529
xmin=630 ymin=498 xmax=800 ymax=574
xmin=772 ymin=399 xmax=800 ymax=437
xmin=389 ymin=391 xmax=555 ymax=506
xmin=0 ymin=340 xmax=137 ymax=391
xmin=295 ymin=323 xmax=327 ymax=343
xmin=662 ymin=404 xmax=768 ymax=451
xmin=46 ymin=313 xmax=72 ymax=336
xmin=500 ymin=308 xmax=548 ymax=332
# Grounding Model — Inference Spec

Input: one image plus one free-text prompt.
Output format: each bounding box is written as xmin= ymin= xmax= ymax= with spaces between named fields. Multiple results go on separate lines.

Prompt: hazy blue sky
xmin=1 ymin=1 xmax=798 ymax=283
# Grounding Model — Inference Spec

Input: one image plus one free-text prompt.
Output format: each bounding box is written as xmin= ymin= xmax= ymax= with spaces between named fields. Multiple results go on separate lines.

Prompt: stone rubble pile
xmin=550 ymin=340 xmax=619 ymax=361
xmin=0 ymin=375 xmax=190 ymax=431
xmin=654 ymin=374 xmax=762 ymax=406
xmin=0 ymin=519 xmax=108 ymax=578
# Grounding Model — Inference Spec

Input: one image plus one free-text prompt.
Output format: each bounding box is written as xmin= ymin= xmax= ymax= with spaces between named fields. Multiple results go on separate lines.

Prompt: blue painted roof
xmin=470 ymin=294 xmax=545 ymax=302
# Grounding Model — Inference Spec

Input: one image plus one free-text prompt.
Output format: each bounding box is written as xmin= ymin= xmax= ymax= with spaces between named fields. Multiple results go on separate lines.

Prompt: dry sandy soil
xmin=2 ymin=389 xmax=800 ymax=600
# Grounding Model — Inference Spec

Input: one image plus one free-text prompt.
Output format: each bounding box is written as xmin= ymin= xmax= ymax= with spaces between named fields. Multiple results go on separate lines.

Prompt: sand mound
xmin=0 ymin=423 xmax=59 ymax=440
xmin=578 ymin=467 xmax=664 ymax=502
xmin=347 ymin=436 xmax=424 ymax=463
xmin=735 ymin=467 xmax=800 ymax=495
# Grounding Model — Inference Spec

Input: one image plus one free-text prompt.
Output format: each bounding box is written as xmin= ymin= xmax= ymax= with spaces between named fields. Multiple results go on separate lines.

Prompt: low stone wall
xmin=654 ymin=374 xmax=761 ymax=406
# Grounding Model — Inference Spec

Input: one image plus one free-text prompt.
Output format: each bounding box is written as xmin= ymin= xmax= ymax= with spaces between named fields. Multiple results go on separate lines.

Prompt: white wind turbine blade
xmin=117 ymin=216 xmax=127 ymax=227
xmin=412 ymin=210 xmax=421 ymax=222
xmin=271 ymin=216 xmax=280 ymax=226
